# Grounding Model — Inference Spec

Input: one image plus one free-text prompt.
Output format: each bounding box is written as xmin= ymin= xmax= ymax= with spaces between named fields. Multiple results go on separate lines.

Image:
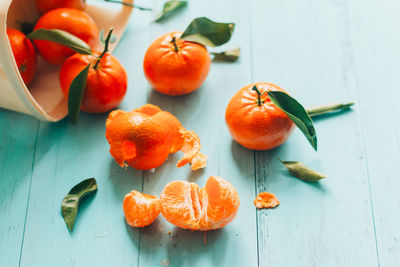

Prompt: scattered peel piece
xmin=254 ymin=192 xmax=280 ymax=209
xmin=190 ymin=152 xmax=208 ymax=171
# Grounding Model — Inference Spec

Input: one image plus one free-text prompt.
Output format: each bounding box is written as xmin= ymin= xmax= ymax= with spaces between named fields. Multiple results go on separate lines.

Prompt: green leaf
xmin=306 ymin=102 xmax=355 ymax=117
xmin=155 ymin=1 xmax=188 ymax=22
xmin=27 ymin=29 xmax=92 ymax=55
xmin=279 ymin=159 xmax=327 ymax=182
xmin=211 ymin=47 xmax=240 ymax=62
xmin=268 ymin=90 xmax=317 ymax=151
xmin=181 ymin=17 xmax=235 ymax=47
xmin=68 ymin=63 xmax=91 ymax=124
xmin=61 ymin=178 xmax=98 ymax=231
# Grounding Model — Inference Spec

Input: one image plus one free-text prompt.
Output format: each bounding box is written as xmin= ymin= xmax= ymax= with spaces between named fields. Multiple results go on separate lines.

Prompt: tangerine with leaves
xmin=59 ymin=29 xmax=127 ymax=114
xmin=105 ymin=104 xmax=207 ymax=170
xmin=160 ymin=176 xmax=240 ymax=231
xmin=225 ymin=82 xmax=295 ymax=150
xmin=35 ymin=0 xmax=86 ymax=14
xmin=6 ymin=29 xmax=37 ymax=85
xmin=34 ymin=8 xmax=98 ymax=64
xmin=143 ymin=32 xmax=211 ymax=96
xmin=123 ymin=190 xmax=160 ymax=227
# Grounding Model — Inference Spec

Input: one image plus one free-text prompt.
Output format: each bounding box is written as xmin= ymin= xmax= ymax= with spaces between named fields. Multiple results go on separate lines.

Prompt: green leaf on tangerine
xmin=27 ymin=29 xmax=92 ymax=55
xmin=268 ymin=90 xmax=317 ymax=151
xmin=68 ymin=63 xmax=91 ymax=124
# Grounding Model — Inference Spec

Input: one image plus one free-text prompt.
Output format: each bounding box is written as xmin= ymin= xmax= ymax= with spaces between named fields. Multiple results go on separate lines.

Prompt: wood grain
xmin=1 ymin=0 xmax=399 ymax=266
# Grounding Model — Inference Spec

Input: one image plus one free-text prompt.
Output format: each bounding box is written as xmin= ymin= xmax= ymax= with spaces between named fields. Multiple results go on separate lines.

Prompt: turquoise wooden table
xmin=1 ymin=0 xmax=400 ymax=266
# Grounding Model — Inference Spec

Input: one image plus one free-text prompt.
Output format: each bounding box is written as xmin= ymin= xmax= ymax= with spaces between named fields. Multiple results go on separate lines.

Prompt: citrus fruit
xmin=6 ymin=29 xmax=37 ymax=85
xmin=225 ymin=82 xmax=295 ymax=150
xmin=254 ymin=192 xmax=280 ymax=209
xmin=143 ymin=31 xmax=211 ymax=96
xmin=33 ymin=8 xmax=98 ymax=64
xmin=35 ymin=0 xmax=86 ymax=14
xmin=59 ymin=51 xmax=127 ymax=113
xmin=123 ymin=190 xmax=160 ymax=227
xmin=159 ymin=176 xmax=240 ymax=231
xmin=105 ymin=104 xmax=206 ymax=170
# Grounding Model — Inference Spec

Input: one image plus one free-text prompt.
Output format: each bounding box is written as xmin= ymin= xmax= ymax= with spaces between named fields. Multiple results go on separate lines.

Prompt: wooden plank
xmin=136 ymin=0 xmax=258 ymax=266
xmin=18 ymin=11 xmax=150 ymax=266
xmin=0 ymin=110 xmax=39 ymax=267
xmin=347 ymin=0 xmax=400 ymax=265
xmin=251 ymin=0 xmax=379 ymax=266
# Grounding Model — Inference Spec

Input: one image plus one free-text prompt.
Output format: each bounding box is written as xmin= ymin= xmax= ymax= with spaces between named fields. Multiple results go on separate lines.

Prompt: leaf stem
xmin=171 ymin=36 xmax=179 ymax=52
xmin=94 ymin=28 xmax=113 ymax=70
xmin=103 ymin=0 xmax=153 ymax=11
xmin=306 ymin=102 xmax=354 ymax=117
xmin=252 ymin=85 xmax=264 ymax=106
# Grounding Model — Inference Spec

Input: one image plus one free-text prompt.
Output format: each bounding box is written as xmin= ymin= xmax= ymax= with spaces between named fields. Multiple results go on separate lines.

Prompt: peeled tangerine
xmin=123 ymin=191 xmax=160 ymax=227
xmin=160 ymin=176 xmax=240 ymax=231
xmin=123 ymin=176 xmax=240 ymax=231
xmin=105 ymin=104 xmax=207 ymax=170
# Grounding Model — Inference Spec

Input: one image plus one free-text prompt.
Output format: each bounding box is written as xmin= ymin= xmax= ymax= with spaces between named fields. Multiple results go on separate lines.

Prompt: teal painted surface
xmin=1 ymin=0 xmax=399 ymax=266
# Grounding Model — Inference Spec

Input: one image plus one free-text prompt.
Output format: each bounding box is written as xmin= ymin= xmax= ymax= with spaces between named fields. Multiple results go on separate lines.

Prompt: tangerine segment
xmin=254 ymin=192 xmax=280 ymax=209
xmin=105 ymin=104 xmax=206 ymax=170
xmin=123 ymin=190 xmax=160 ymax=227
xmin=159 ymin=176 xmax=240 ymax=231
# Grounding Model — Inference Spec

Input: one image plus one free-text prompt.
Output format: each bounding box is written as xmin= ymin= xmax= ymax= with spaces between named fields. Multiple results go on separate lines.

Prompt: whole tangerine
xmin=35 ymin=0 xmax=86 ymax=14
xmin=59 ymin=50 xmax=127 ymax=113
xmin=6 ymin=29 xmax=37 ymax=85
xmin=33 ymin=8 xmax=98 ymax=65
xmin=143 ymin=31 xmax=211 ymax=96
xmin=225 ymin=82 xmax=295 ymax=150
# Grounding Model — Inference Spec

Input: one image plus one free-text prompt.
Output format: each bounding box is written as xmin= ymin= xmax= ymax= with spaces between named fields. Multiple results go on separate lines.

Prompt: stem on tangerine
xmin=94 ymin=28 xmax=113 ymax=70
xmin=171 ymin=36 xmax=179 ymax=53
xmin=252 ymin=85 xmax=264 ymax=106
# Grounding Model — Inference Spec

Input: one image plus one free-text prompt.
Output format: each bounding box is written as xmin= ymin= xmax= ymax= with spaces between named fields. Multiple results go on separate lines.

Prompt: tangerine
xmin=159 ymin=176 xmax=240 ymax=231
xmin=143 ymin=32 xmax=211 ymax=96
xmin=6 ymin=29 xmax=37 ymax=85
xmin=59 ymin=51 xmax=127 ymax=113
xmin=225 ymin=82 xmax=295 ymax=150
xmin=105 ymin=104 xmax=207 ymax=170
xmin=33 ymin=8 xmax=98 ymax=64
xmin=123 ymin=190 xmax=160 ymax=227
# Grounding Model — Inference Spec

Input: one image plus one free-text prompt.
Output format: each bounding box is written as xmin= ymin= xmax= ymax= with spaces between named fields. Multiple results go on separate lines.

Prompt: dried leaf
xmin=211 ymin=47 xmax=240 ymax=62
xmin=279 ymin=159 xmax=327 ymax=182
xmin=155 ymin=1 xmax=188 ymax=22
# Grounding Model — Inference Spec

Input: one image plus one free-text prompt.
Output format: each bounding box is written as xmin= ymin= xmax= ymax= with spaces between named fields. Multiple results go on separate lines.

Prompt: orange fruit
xmin=105 ymin=104 xmax=207 ymax=170
xmin=33 ymin=8 xmax=98 ymax=64
xmin=6 ymin=29 xmax=37 ymax=85
xmin=254 ymin=192 xmax=280 ymax=209
xmin=59 ymin=51 xmax=127 ymax=113
xmin=225 ymin=82 xmax=295 ymax=150
xmin=35 ymin=0 xmax=86 ymax=14
xmin=123 ymin=190 xmax=160 ymax=227
xmin=159 ymin=176 xmax=240 ymax=231
xmin=143 ymin=31 xmax=211 ymax=96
